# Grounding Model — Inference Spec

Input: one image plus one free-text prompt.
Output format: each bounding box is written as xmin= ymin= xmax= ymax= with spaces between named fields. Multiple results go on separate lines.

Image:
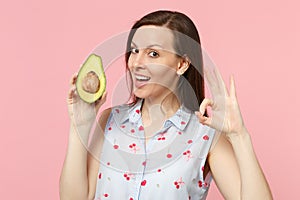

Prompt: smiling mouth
xmin=135 ymin=74 xmax=151 ymax=81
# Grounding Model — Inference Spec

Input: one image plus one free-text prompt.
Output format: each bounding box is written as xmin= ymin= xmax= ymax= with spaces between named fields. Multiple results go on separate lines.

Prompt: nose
xmin=130 ymin=51 xmax=146 ymax=70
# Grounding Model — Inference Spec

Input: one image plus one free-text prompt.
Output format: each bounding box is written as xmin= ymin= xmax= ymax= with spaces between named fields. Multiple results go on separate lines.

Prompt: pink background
xmin=1 ymin=0 xmax=299 ymax=199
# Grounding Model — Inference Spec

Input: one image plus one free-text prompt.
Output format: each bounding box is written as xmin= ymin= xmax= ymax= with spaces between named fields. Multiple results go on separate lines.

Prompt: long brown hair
xmin=125 ymin=10 xmax=204 ymax=111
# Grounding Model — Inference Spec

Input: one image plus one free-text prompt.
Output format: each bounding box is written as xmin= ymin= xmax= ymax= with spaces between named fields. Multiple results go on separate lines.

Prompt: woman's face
xmin=128 ymin=25 xmax=183 ymax=101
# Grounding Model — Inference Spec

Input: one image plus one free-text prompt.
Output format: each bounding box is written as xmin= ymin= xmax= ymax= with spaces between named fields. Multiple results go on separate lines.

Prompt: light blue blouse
xmin=94 ymin=100 xmax=216 ymax=200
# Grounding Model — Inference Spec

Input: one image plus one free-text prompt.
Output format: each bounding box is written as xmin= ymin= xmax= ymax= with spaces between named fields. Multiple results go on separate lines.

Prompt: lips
xmin=133 ymin=73 xmax=151 ymax=88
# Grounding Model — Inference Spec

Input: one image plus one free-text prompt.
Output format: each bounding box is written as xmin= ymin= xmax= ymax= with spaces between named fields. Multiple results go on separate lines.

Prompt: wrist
xmin=69 ymin=114 xmax=95 ymax=128
xmin=226 ymin=126 xmax=251 ymax=145
xmin=70 ymin=121 xmax=94 ymax=142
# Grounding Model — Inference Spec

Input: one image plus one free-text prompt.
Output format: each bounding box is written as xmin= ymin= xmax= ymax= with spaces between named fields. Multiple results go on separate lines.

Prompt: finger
xmin=101 ymin=91 xmax=107 ymax=102
xmin=204 ymin=68 xmax=223 ymax=99
xmin=95 ymin=91 xmax=107 ymax=104
xmin=68 ymin=85 xmax=75 ymax=96
xmin=213 ymin=68 xmax=228 ymax=97
xmin=68 ymin=85 xmax=78 ymax=102
xmin=204 ymin=68 xmax=215 ymax=90
xmin=195 ymin=111 xmax=212 ymax=126
xmin=199 ymin=98 xmax=214 ymax=115
xmin=95 ymin=91 xmax=107 ymax=110
xmin=70 ymin=72 xmax=78 ymax=86
xmin=229 ymin=74 xmax=237 ymax=98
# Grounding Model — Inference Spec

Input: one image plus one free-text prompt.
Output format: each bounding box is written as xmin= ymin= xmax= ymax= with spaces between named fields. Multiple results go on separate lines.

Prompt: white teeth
xmin=135 ymin=75 xmax=150 ymax=81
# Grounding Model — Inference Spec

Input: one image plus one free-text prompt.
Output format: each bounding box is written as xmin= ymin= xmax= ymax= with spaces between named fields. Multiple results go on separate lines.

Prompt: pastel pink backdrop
xmin=1 ymin=0 xmax=299 ymax=199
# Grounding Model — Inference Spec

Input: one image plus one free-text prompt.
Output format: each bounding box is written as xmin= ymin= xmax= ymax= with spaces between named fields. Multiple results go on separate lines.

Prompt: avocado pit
xmin=82 ymin=71 xmax=100 ymax=93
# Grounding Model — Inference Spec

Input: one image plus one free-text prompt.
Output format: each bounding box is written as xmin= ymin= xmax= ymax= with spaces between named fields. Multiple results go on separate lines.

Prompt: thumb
xmin=94 ymin=92 xmax=107 ymax=112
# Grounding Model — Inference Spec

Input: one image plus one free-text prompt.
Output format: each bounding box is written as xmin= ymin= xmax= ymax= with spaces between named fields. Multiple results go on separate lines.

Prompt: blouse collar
xmin=115 ymin=99 xmax=192 ymax=131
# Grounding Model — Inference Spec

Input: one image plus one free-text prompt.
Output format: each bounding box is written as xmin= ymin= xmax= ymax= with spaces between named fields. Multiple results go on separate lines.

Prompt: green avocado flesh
xmin=76 ymin=54 xmax=106 ymax=103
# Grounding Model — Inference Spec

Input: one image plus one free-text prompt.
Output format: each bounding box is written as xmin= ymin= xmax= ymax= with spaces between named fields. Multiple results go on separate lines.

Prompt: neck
xmin=142 ymin=92 xmax=180 ymax=120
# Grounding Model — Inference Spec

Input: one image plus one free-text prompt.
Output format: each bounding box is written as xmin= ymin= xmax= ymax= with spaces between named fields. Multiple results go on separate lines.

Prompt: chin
xmin=132 ymin=84 xmax=172 ymax=100
xmin=133 ymin=90 xmax=149 ymax=99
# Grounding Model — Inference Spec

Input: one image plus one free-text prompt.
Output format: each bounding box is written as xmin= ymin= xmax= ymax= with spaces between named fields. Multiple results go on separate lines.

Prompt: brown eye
xmin=131 ymin=48 xmax=139 ymax=54
xmin=149 ymin=51 xmax=159 ymax=57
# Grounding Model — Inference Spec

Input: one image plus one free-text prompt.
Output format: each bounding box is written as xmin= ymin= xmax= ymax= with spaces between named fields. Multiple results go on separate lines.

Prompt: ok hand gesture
xmin=195 ymin=68 xmax=247 ymax=138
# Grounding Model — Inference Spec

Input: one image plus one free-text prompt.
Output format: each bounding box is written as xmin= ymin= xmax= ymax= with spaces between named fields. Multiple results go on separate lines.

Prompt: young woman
xmin=60 ymin=10 xmax=273 ymax=200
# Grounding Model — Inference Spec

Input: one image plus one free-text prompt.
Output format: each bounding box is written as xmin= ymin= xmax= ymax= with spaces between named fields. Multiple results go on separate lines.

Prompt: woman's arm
xmin=59 ymin=72 xmax=109 ymax=200
xmin=196 ymin=69 xmax=272 ymax=199
xmin=229 ymin=129 xmax=272 ymax=200
xmin=59 ymin=122 xmax=95 ymax=200
xmin=208 ymin=131 xmax=272 ymax=200
xmin=59 ymin=108 xmax=111 ymax=200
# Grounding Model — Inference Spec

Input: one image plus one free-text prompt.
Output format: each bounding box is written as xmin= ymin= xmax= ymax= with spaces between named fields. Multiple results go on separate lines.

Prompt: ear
xmin=177 ymin=55 xmax=191 ymax=75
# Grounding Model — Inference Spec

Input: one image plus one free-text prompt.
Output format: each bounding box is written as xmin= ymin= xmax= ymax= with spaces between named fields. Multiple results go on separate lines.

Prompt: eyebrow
xmin=131 ymin=41 xmax=164 ymax=49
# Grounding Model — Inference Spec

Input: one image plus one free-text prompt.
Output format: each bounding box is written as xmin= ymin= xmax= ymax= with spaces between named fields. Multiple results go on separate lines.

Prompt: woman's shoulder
xmin=99 ymin=102 xmax=134 ymax=116
xmin=111 ymin=102 xmax=136 ymax=113
xmin=97 ymin=107 xmax=112 ymax=129
xmin=98 ymin=102 xmax=138 ymax=125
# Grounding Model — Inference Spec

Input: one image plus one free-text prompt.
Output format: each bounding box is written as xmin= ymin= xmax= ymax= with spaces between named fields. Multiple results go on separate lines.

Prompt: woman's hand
xmin=67 ymin=72 xmax=107 ymax=127
xmin=195 ymin=68 xmax=247 ymax=138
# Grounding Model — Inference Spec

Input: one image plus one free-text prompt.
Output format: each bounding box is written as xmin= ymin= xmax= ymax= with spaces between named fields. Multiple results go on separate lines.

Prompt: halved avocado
xmin=76 ymin=54 xmax=106 ymax=103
